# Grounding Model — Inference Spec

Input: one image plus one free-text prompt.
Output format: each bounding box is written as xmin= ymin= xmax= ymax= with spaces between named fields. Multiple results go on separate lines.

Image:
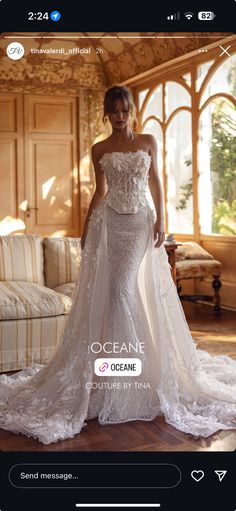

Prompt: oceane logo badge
xmin=95 ymin=358 xmax=142 ymax=376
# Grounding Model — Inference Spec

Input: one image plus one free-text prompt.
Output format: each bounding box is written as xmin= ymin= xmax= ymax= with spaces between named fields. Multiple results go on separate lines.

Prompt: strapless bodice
xmin=99 ymin=149 xmax=152 ymax=214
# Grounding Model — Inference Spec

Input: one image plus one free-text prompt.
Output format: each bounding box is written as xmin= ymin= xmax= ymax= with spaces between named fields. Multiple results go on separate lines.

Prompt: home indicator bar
xmin=75 ymin=505 xmax=161 ymax=508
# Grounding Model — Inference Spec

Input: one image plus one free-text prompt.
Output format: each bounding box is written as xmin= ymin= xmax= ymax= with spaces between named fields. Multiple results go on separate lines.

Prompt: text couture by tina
xmin=85 ymin=381 xmax=151 ymax=390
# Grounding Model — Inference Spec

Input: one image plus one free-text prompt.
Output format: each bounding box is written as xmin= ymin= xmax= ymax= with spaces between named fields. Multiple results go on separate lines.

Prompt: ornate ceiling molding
xmin=0 ymin=32 xmax=231 ymax=93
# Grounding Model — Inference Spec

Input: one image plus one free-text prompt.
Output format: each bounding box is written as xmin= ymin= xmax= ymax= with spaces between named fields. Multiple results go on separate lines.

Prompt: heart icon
xmin=191 ymin=470 xmax=205 ymax=482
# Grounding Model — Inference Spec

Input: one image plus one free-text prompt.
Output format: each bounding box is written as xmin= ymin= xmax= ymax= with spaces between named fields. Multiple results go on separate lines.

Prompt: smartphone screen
xmin=0 ymin=2 xmax=235 ymax=510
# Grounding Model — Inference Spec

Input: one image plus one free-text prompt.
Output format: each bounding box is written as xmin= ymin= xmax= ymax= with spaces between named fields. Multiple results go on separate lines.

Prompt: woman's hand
xmin=154 ymin=220 xmax=165 ymax=248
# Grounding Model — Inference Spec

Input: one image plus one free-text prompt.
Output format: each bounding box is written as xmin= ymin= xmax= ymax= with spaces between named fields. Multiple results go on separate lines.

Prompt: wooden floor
xmin=0 ymin=302 xmax=236 ymax=452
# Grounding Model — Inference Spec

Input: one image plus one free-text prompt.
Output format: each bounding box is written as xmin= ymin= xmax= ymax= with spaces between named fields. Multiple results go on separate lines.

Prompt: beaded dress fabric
xmin=0 ymin=149 xmax=236 ymax=444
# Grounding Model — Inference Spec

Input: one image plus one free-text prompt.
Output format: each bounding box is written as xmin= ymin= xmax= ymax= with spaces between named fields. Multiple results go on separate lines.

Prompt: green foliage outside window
xmin=211 ymin=98 xmax=236 ymax=235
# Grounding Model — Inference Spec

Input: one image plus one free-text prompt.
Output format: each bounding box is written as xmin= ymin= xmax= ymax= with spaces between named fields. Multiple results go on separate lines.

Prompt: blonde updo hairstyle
xmin=103 ymin=85 xmax=137 ymax=131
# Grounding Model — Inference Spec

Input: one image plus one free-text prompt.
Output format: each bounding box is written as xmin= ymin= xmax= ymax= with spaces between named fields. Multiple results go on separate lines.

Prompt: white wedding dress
xmin=0 ymin=149 xmax=236 ymax=445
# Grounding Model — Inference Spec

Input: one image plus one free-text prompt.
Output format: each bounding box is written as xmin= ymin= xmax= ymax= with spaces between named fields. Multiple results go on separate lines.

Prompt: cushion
xmin=176 ymin=259 xmax=222 ymax=280
xmin=0 ymin=315 xmax=67 ymax=372
xmin=43 ymin=237 xmax=81 ymax=289
xmin=0 ymin=235 xmax=44 ymax=285
xmin=175 ymin=241 xmax=214 ymax=262
xmin=0 ymin=281 xmax=71 ymax=320
xmin=53 ymin=282 xmax=75 ymax=298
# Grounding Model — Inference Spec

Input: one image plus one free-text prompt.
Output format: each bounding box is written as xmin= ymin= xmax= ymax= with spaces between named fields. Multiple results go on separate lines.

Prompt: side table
xmin=164 ymin=242 xmax=179 ymax=284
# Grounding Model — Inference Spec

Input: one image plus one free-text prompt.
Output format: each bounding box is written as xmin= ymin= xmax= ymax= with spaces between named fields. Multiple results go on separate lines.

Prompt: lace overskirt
xmin=0 ymin=202 xmax=236 ymax=444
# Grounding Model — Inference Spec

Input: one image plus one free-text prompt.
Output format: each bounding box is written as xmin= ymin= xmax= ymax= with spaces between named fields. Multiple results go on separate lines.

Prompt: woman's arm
xmin=147 ymin=135 xmax=165 ymax=248
xmin=81 ymin=144 xmax=107 ymax=249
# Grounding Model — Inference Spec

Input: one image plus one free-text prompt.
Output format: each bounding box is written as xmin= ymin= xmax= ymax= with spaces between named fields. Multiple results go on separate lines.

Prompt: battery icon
xmin=198 ymin=11 xmax=216 ymax=20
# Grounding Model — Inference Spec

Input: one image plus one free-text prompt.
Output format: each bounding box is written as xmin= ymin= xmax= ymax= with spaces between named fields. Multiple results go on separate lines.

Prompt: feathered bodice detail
xmin=99 ymin=149 xmax=152 ymax=214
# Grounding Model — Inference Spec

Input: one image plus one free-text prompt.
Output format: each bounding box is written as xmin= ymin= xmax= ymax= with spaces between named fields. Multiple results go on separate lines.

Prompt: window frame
xmin=125 ymin=35 xmax=236 ymax=242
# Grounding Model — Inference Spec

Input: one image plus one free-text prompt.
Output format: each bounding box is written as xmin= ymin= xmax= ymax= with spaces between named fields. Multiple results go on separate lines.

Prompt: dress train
xmin=0 ymin=150 xmax=236 ymax=444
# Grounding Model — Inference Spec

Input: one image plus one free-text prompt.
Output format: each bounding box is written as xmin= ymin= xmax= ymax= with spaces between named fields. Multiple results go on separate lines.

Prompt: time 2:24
xmin=28 ymin=12 xmax=49 ymax=20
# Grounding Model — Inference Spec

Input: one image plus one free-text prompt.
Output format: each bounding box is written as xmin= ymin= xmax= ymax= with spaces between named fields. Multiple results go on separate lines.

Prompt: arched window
xmin=136 ymin=43 xmax=236 ymax=239
xmin=198 ymin=54 xmax=236 ymax=236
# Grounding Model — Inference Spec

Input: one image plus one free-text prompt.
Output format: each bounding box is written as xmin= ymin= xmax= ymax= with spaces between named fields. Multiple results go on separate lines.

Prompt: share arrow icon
xmin=214 ymin=470 xmax=227 ymax=482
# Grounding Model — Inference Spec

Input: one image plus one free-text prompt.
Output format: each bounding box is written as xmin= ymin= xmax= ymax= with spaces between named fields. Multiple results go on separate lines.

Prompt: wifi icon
xmin=184 ymin=12 xmax=194 ymax=19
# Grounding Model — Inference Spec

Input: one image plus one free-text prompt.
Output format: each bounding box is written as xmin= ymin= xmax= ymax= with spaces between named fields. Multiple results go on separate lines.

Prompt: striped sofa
xmin=0 ymin=235 xmax=81 ymax=372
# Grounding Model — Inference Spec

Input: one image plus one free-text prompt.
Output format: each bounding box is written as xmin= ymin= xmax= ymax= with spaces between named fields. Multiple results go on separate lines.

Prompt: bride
xmin=0 ymin=85 xmax=236 ymax=445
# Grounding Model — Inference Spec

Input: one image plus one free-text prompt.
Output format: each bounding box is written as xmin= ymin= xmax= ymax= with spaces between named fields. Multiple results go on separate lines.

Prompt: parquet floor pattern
xmin=0 ymin=302 xmax=235 ymax=452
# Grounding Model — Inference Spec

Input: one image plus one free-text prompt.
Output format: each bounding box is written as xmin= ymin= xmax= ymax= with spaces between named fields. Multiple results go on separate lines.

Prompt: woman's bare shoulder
xmin=92 ymin=139 xmax=111 ymax=160
xmin=135 ymin=133 xmax=157 ymax=151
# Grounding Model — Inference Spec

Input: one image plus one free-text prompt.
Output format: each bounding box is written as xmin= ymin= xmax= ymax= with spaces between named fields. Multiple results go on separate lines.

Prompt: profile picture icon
xmin=6 ymin=42 xmax=25 ymax=60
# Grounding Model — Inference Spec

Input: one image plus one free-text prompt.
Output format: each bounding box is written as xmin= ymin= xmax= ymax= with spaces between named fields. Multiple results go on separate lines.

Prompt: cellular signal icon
xmin=167 ymin=12 xmax=180 ymax=20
